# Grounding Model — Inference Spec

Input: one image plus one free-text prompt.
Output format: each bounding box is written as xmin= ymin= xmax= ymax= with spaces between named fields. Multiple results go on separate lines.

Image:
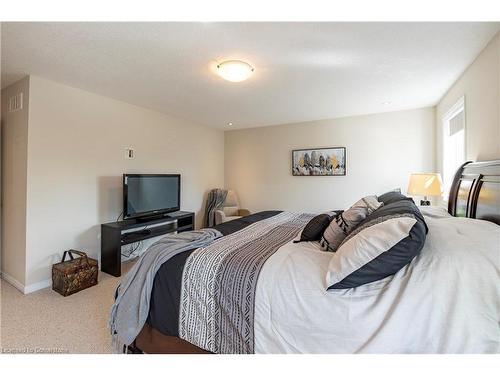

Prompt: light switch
xmin=125 ymin=148 xmax=134 ymax=159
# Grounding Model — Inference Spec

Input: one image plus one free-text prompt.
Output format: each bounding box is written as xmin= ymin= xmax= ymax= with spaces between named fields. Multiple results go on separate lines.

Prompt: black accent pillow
xmin=294 ymin=213 xmax=335 ymax=243
xmin=328 ymin=199 xmax=428 ymax=289
xmin=378 ymin=191 xmax=413 ymax=206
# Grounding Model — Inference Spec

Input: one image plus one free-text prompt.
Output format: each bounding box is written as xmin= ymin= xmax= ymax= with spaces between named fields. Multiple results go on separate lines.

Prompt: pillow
xmin=325 ymin=216 xmax=417 ymax=289
xmin=377 ymin=190 xmax=413 ymax=206
xmin=324 ymin=209 xmax=344 ymax=218
xmin=327 ymin=199 xmax=428 ymax=289
xmin=294 ymin=211 xmax=343 ymax=243
xmin=293 ymin=214 xmax=332 ymax=243
xmin=418 ymin=206 xmax=452 ymax=219
xmin=320 ymin=196 xmax=383 ymax=252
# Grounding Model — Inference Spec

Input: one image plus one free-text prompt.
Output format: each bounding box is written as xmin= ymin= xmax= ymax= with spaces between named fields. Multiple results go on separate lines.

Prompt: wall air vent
xmin=9 ymin=92 xmax=23 ymax=112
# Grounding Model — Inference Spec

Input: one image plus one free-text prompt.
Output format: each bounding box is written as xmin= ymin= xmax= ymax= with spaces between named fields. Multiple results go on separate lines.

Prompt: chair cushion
xmin=225 ymin=190 xmax=239 ymax=207
xmin=223 ymin=206 xmax=240 ymax=217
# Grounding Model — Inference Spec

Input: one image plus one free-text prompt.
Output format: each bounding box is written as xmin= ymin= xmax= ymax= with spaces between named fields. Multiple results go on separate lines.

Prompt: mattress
xmin=143 ymin=208 xmax=500 ymax=353
xmin=254 ymin=210 xmax=500 ymax=353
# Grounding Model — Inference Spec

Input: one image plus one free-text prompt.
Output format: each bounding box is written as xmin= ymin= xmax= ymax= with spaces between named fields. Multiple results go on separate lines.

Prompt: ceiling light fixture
xmin=228 ymin=122 xmax=233 ymax=126
xmin=216 ymin=60 xmax=254 ymax=82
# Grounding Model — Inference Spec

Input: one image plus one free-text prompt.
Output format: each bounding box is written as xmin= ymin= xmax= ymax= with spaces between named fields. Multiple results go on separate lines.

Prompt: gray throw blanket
xmin=179 ymin=212 xmax=313 ymax=353
xmin=203 ymin=188 xmax=228 ymax=228
xmin=109 ymin=228 xmax=222 ymax=350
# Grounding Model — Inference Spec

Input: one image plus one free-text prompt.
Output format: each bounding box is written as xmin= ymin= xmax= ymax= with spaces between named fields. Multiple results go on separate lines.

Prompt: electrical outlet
xmin=125 ymin=148 xmax=134 ymax=159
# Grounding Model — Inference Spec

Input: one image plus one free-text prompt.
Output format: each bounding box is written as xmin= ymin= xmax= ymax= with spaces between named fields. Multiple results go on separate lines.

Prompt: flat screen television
xmin=123 ymin=174 xmax=180 ymax=219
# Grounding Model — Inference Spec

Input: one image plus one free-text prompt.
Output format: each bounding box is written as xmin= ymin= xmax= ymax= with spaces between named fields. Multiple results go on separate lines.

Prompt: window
xmin=442 ymin=96 xmax=465 ymax=200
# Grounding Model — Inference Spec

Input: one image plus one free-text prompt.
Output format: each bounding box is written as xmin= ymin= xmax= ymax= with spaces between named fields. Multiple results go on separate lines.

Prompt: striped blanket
xmin=179 ymin=212 xmax=313 ymax=353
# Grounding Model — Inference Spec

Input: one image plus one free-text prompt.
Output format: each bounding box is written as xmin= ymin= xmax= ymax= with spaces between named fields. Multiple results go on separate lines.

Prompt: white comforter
xmin=254 ymin=208 xmax=500 ymax=353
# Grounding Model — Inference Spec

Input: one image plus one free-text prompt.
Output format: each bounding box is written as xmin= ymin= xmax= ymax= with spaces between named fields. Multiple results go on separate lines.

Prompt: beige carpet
xmin=0 ymin=261 xmax=135 ymax=354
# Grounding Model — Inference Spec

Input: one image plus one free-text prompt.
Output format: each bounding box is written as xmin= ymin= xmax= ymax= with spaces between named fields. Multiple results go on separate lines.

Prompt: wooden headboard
xmin=448 ymin=160 xmax=500 ymax=225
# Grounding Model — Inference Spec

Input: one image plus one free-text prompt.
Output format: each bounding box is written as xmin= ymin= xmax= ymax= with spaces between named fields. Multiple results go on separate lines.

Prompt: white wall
xmin=225 ymin=107 xmax=435 ymax=214
xmin=5 ymin=31 xmax=498 ymax=291
xmin=436 ymin=31 xmax=500 ymax=171
xmin=1 ymin=76 xmax=30 ymax=287
xmin=4 ymin=76 xmax=224 ymax=289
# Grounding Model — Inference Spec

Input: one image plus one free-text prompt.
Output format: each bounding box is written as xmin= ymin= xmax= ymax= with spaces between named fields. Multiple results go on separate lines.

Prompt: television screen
xmin=123 ymin=174 xmax=180 ymax=219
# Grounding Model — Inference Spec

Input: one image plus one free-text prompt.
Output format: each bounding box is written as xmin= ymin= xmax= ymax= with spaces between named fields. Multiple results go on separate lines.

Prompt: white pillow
xmin=419 ymin=206 xmax=452 ymax=219
xmin=325 ymin=216 xmax=417 ymax=288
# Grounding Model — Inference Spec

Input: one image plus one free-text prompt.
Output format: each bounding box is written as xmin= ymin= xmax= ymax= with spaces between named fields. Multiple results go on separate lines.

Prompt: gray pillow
xmin=320 ymin=196 xmax=383 ymax=252
xmin=378 ymin=190 xmax=412 ymax=206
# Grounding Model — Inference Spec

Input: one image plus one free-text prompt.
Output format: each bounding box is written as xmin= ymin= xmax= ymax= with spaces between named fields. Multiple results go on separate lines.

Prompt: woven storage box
xmin=52 ymin=250 xmax=98 ymax=296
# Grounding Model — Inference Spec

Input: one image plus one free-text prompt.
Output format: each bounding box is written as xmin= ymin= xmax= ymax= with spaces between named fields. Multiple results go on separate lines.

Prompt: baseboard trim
xmin=1 ymin=272 xmax=26 ymax=293
xmin=25 ymin=278 xmax=52 ymax=294
xmin=1 ymin=272 xmax=51 ymax=294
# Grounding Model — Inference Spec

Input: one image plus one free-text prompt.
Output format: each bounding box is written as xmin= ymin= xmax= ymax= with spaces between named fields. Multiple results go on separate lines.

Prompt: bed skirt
xmin=134 ymin=324 xmax=211 ymax=354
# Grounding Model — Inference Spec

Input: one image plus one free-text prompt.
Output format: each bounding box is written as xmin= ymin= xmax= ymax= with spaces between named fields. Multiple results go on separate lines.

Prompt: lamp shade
xmin=407 ymin=173 xmax=443 ymax=197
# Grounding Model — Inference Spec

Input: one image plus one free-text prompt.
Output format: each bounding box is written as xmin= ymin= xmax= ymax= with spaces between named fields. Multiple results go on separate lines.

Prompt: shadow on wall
xmin=30 ymin=175 xmax=119 ymax=283
xmin=97 ymin=175 xmax=122 ymax=223
xmin=74 ymin=225 xmax=101 ymax=263
xmin=29 ymin=223 xmax=99 ymax=284
xmin=88 ymin=175 xmax=123 ymax=263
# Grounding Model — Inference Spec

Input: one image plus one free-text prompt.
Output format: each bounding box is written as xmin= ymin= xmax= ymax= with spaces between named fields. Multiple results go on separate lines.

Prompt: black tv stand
xmin=101 ymin=211 xmax=194 ymax=277
xmin=134 ymin=213 xmax=168 ymax=223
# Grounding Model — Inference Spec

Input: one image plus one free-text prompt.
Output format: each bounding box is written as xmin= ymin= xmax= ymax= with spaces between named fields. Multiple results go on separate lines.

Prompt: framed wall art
xmin=292 ymin=147 xmax=346 ymax=176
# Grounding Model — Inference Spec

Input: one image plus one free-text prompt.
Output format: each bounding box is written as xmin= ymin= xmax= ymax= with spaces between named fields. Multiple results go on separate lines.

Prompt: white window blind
xmin=449 ymin=110 xmax=464 ymax=136
xmin=442 ymin=97 xmax=465 ymax=200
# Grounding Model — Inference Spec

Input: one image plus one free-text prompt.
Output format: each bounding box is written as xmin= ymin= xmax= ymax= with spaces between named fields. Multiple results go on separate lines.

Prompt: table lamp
xmin=407 ymin=173 xmax=443 ymax=206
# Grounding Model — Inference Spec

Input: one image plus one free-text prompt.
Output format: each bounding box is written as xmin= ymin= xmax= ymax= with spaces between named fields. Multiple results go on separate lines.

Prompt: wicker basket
xmin=52 ymin=250 xmax=98 ymax=296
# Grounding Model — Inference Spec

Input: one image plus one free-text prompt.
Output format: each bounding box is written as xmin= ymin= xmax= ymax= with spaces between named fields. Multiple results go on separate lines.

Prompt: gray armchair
xmin=214 ymin=190 xmax=251 ymax=225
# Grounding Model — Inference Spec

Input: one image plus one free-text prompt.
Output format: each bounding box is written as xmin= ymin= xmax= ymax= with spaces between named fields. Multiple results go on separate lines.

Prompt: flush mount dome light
xmin=216 ymin=60 xmax=254 ymax=82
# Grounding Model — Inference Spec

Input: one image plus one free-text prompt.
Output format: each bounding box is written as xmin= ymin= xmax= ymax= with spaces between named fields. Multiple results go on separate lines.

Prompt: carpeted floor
xmin=0 ymin=261 xmax=135 ymax=354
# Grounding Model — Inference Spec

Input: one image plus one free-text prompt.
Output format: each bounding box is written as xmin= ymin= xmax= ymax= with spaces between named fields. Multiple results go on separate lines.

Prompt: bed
xmin=115 ymin=160 xmax=500 ymax=354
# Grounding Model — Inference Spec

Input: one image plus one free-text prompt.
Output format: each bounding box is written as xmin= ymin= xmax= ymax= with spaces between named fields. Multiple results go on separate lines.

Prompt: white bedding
xmin=254 ymin=210 xmax=500 ymax=353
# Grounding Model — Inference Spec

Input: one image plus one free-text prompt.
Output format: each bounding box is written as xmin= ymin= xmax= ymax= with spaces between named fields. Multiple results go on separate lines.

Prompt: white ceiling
xmin=2 ymin=22 xmax=499 ymax=129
